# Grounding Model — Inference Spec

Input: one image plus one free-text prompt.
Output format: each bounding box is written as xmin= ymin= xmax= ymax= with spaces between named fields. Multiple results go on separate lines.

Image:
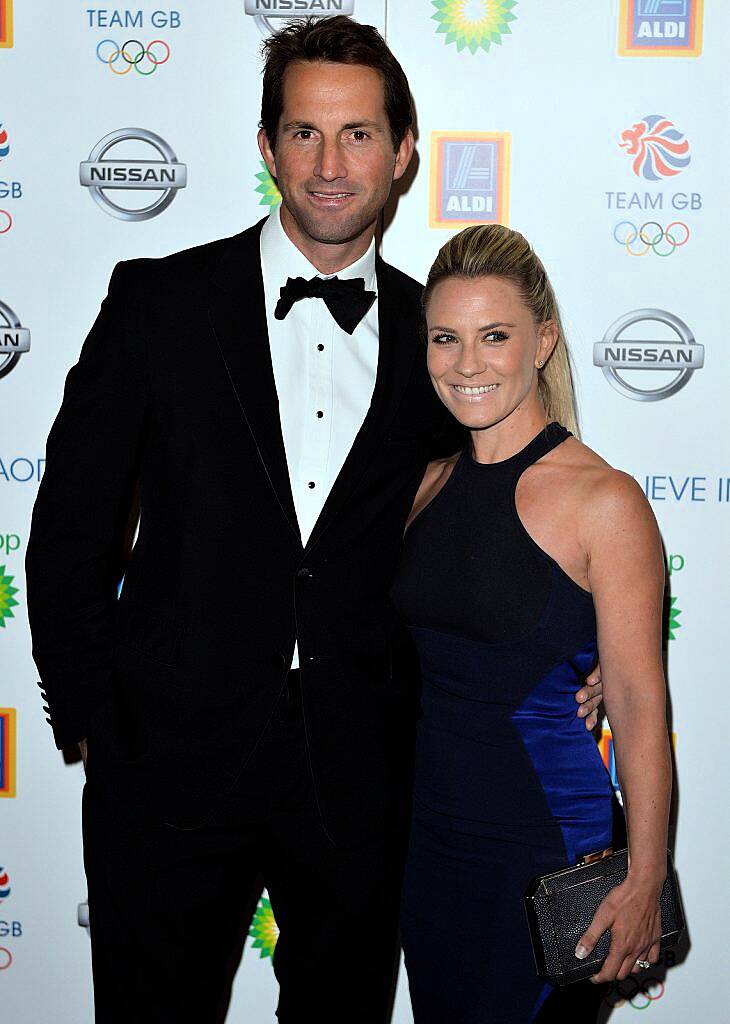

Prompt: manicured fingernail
xmin=575 ymin=944 xmax=588 ymax=960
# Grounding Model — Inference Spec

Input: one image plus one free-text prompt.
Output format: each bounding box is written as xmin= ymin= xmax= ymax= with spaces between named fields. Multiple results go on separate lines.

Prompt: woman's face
xmin=425 ymin=275 xmax=555 ymax=431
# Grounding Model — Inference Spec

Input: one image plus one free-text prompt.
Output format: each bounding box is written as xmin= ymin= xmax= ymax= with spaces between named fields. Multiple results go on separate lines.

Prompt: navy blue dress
xmin=391 ymin=423 xmax=623 ymax=1023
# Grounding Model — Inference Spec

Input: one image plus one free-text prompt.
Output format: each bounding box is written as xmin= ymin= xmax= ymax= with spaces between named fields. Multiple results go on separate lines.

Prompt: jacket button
xmin=296 ymin=568 xmax=313 ymax=579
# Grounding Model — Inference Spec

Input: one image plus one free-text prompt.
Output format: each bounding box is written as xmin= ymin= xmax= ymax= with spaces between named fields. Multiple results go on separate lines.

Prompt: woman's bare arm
xmin=576 ymin=470 xmax=672 ymax=981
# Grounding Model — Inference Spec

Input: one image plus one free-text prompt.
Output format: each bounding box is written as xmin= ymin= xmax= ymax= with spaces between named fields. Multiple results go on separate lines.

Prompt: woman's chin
xmin=447 ymin=405 xmax=502 ymax=431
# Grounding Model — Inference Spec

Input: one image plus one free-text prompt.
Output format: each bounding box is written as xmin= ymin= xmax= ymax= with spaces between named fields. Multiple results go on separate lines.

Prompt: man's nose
xmin=314 ymin=138 xmax=347 ymax=181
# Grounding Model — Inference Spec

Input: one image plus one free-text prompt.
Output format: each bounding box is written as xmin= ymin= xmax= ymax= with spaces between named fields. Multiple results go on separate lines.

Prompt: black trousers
xmin=82 ymin=672 xmax=403 ymax=1023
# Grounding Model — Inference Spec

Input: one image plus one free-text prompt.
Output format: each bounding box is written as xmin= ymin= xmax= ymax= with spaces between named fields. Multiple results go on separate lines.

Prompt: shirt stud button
xmin=317 ymin=344 xmax=324 ymax=351
xmin=308 ymin=481 xmax=316 ymax=489
xmin=316 ymin=411 xmax=324 ymax=418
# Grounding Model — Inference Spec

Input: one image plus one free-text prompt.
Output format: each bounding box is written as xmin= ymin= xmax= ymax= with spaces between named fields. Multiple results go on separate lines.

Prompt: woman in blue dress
xmin=391 ymin=225 xmax=672 ymax=1022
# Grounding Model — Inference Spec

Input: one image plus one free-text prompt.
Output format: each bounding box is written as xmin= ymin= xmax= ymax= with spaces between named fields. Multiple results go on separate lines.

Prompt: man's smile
xmin=307 ymin=189 xmax=358 ymax=208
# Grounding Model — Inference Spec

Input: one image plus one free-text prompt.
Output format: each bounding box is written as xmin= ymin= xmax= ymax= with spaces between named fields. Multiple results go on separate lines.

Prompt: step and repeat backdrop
xmin=1 ymin=1 xmax=727 ymax=1020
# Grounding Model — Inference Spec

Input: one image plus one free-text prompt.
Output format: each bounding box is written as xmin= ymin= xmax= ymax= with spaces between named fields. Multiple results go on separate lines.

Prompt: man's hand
xmin=576 ymin=663 xmax=603 ymax=730
xmin=79 ymin=738 xmax=88 ymax=769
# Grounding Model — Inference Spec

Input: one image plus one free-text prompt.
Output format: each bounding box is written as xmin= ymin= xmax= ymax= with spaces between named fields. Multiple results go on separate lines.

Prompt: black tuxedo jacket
xmin=25 ymin=219 xmax=460 ymax=845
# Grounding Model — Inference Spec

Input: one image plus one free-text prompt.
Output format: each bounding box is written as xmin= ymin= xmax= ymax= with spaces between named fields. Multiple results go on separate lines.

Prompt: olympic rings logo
xmin=604 ymin=975 xmax=665 ymax=1010
xmin=613 ymin=221 xmax=690 ymax=257
xmin=96 ymin=39 xmax=171 ymax=76
xmin=0 ymin=209 xmax=12 ymax=234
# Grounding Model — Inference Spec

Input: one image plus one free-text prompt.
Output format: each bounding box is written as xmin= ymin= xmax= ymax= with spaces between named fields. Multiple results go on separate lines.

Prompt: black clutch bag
xmin=524 ymin=848 xmax=684 ymax=986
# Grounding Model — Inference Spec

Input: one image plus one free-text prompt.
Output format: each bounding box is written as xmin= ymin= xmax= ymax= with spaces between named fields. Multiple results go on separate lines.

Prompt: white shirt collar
xmin=260 ymin=201 xmax=377 ymax=291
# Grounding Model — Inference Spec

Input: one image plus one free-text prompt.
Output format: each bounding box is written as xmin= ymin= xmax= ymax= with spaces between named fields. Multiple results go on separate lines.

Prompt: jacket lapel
xmin=206 ymin=220 xmax=301 ymax=544
xmin=304 ymin=255 xmax=421 ymax=556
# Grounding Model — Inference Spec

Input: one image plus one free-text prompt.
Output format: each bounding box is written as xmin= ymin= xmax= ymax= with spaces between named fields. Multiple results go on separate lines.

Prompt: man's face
xmin=259 ymin=61 xmax=413 ymax=249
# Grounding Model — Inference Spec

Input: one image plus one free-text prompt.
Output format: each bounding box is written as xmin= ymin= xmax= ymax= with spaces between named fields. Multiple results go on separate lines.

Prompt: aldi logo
xmin=0 ymin=709 xmax=15 ymax=798
xmin=429 ymin=131 xmax=510 ymax=229
xmin=618 ymin=0 xmax=703 ymax=57
xmin=0 ymin=0 xmax=11 ymax=48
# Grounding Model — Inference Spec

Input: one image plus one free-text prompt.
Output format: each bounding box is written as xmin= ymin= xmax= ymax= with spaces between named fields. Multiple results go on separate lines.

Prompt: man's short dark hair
xmin=260 ymin=16 xmax=416 ymax=152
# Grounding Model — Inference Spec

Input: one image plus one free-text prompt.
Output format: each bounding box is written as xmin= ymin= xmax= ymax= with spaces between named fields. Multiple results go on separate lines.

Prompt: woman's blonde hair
xmin=422 ymin=224 xmax=580 ymax=437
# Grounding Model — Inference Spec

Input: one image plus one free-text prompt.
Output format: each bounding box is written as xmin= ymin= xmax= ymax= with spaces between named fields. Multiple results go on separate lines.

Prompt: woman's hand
xmin=575 ymin=875 xmax=663 ymax=983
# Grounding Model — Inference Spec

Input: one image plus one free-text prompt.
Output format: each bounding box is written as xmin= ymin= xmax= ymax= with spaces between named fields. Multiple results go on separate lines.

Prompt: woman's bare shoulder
xmin=551 ymin=437 xmax=654 ymax=523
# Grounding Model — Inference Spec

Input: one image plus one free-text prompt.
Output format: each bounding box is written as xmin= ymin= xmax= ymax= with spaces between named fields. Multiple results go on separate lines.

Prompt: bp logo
xmin=255 ymin=162 xmax=281 ymax=210
xmin=593 ymin=309 xmax=704 ymax=402
xmin=0 ymin=300 xmax=31 ymax=380
xmin=249 ymin=895 xmax=279 ymax=959
xmin=80 ymin=128 xmax=187 ymax=221
xmin=432 ymin=0 xmax=517 ymax=55
xmin=0 ymin=566 xmax=18 ymax=627
xmin=666 ymin=596 xmax=682 ymax=640
xmin=244 ymin=1 xmax=355 ymax=38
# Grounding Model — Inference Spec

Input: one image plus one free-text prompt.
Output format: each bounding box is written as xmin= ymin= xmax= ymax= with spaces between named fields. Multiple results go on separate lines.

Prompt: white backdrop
xmin=1 ymin=2 xmax=726 ymax=1020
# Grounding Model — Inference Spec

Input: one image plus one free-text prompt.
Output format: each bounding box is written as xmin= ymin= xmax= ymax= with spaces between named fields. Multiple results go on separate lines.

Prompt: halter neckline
xmin=466 ymin=421 xmax=570 ymax=473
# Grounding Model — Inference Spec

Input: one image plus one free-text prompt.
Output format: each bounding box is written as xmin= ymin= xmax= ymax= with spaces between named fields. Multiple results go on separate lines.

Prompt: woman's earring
xmin=536 ymin=360 xmax=544 ymax=368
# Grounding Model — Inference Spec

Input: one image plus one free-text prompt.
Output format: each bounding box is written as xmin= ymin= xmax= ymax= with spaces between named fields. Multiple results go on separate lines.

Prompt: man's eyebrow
xmin=341 ymin=120 xmax=384 ymax=131
xmin=281 ymin=119 xmax=385 ymax=132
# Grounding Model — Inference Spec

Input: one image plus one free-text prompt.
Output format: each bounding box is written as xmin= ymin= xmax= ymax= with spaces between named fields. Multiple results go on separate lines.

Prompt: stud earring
xmin=536 ymin=360 xmax=544 ymax=368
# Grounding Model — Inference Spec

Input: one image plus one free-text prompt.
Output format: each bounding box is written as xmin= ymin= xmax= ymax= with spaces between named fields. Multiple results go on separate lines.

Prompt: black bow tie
xmin=274 ymin=275 xmax=376 ymax=335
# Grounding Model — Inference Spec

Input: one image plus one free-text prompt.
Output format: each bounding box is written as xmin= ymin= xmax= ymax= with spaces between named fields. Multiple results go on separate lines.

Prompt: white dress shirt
xmin=260 ymin=203 xmax=379 ymax=669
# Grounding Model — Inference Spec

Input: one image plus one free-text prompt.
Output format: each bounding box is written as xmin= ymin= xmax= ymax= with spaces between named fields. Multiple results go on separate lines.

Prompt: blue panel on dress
xmin=511 ymin=640 xmax=614 ymax=864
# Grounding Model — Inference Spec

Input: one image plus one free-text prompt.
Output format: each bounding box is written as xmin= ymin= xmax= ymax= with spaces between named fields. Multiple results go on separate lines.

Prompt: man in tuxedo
xmin=26 ymin=16 xmax=602 ymax=1023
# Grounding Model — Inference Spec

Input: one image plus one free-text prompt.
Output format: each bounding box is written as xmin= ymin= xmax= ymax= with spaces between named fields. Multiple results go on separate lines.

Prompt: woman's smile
xmin=451 ymin=383 xmax=501 ymax=400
